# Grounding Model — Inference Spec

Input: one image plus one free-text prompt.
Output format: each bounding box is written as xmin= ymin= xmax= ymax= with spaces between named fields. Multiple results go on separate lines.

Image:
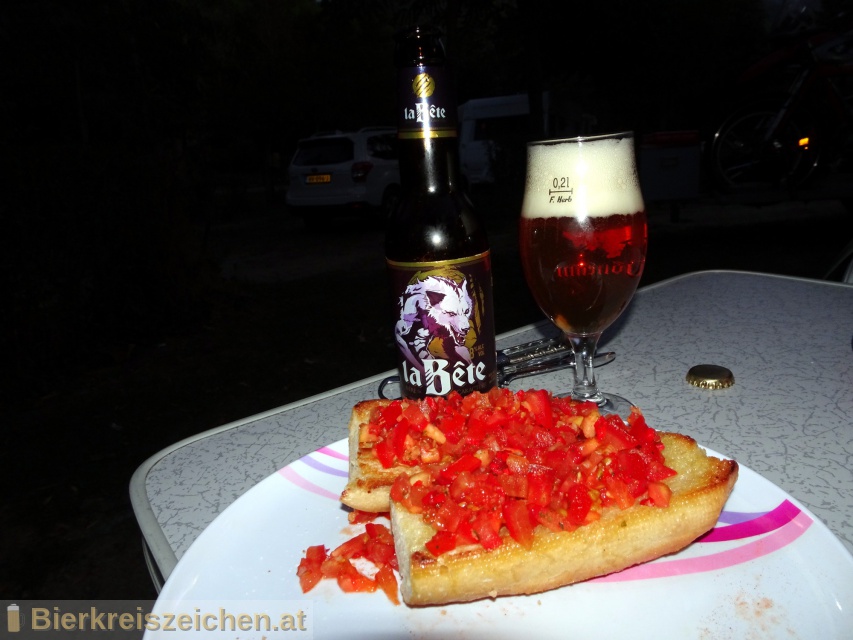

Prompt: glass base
xmin=557 ymin=390 xmax=636 ymax=420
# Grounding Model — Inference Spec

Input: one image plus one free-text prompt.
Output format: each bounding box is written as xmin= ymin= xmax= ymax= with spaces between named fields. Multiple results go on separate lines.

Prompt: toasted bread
xmin=339 ymin=395 xmax=737 ymax=606
xmin=340 ymin=400 xmax=405 ymax=512
xmin=393 ymin=432 xmax=737 ymax=605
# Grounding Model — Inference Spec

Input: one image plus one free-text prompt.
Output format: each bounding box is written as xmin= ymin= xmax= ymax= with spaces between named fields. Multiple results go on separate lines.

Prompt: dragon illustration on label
xmin=392 ymin=264 xmax=489 ymax=396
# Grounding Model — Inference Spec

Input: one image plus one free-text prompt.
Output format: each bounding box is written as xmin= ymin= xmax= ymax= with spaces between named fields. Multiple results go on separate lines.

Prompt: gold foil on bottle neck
xmin=686 ymin=364 xmax=735 ymax=389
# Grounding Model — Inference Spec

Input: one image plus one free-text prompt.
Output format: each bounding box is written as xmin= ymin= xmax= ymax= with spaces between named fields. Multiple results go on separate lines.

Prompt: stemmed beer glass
xmin=519 ymin=132 xmax=647 ymax=416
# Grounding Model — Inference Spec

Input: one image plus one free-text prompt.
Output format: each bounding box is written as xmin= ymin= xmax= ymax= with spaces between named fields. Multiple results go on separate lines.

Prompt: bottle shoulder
xmin=385 ymin=192 xmax=489 ymax=262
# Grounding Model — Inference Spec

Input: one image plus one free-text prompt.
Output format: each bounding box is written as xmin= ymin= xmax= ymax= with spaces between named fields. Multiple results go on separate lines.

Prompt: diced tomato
xmin=646 ymin=459 xmax=678 ymax=482
xmin=438 ymin=413 xmax=465 ymax=444
xmin=402 ymin=403 xmax=429 ymax=430
xmin=364 ymin=522 xmax=393 ymax=542
xmin=407 ymin=482 xmax=429 ymax=513
xmin=425 ymin=530 xmax=458 ymax=556
xmin=319 ymin=555 xmax=350 ymax=578
xmin=296 ymin=545 xmax=327 ymax=593
xmin=471 ymin=510 xmax=502 ymax=550
xmin=348 ymin=509 xmax=386 ymax=524
xmin=526 ymin=467 xmax=556 ymax=507
xmin=647 ymin=481 xmax=673 ymax=507
xmin=444 ymin=390 xmax=462 ymax=407
xmin=335 ymin=561 xmax=377 ymax=593
xmin=305 ymin=525 xmax=398 ymax=597
xmin=390 ymin=474 xmax=428 ymax=513
xmin=488 ymin=386 xmax=515 ymax=409
xmin=502 ymin=499 xmax=535 ymax=549
xmin=449 ymin=470 xmax=503 ymax=508
xmin=487 ymin=450 xmax=508 ymax=476
xmin=627 ymin=409 xmax=658 ymax=444
xmin=331 ymin=534 xmax=367 ymax=560
xmin=523 ymin=389 xmax=554 ymax=429
xmin=614 ymin=450 xmax=649 ymax=483
xmin=506 ymin=428 xmax=530 ymax=452
xmin=604 ymin=476 xmax=635 ymax=510
xmin=304 ymin=544 xmax=327 ymax=562
xmin=530 ymin=426 xmax=557 ymax=449
xmin=374 ymin=564 xmax=400 ymax=605
xmin=549 ymin=395 xmax=582 ymax=417
xmin=544 ymin=447 xmax=575 ymax=476
xmin=461 ymin=391 xmax=486 ymax=414
xmin=297 ymin=563 xmax=323 ymax=593
xmin=537 ymin=510 xmax=567 ymax=532
xmin=449 ymin=470 xmax=473 ymax=502
xmin=467 ymin=406 xmax=511 ymax=443
xmin=359 ymin=389 xmax=679 ymax=569
xmin=373 ymin=437 xmax=396 ymax=469
xmin=429 ymin=498 xmax=466 ymax=532
xmin=595 ymin=414 xmax=639 ymax=451
xmin=437 ymin=453 xmax=482 ymax=484
xmin=364 ymin=537 xmax=395 ymax=566
xmin=504 ymin=452 xmax=529 ymax=476
xmin=464 ymin=408 xmax=492 ymax=443
xmin=459 ymin=474 xmax=505 ymax=509
xmin=379 ymin=402 xmax=402 ymax=426
xmin=391 ymin=422 xmax=411 ymax=460
xmin=482 ymin=429 xmax=509 ymax=452
xmin=566 ymin=483 xmax=593 ymax=525
xmin=363 ymin=525 xmax=397 ymax=568
xmin=486 ymin=409 xmax=511 ymax=428
xmin=498 ymin=473 xmax=529 ymax=498
xmin=389 ymin=473 xmax=410 ymax=503
xmin=299 ymin=518 xmax=400 ymax=602
xmin=578 ymin=437 xmax=601 ymax=458
xmin=455 ymin=518 xmax=479 ymax=545
xmin=422 ymin=490 xmax=446 ymax=507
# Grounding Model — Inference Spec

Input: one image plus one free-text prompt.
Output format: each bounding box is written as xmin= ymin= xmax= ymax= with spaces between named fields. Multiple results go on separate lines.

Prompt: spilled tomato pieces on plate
xmin=297 ymin=513 xmax=400 ymax=605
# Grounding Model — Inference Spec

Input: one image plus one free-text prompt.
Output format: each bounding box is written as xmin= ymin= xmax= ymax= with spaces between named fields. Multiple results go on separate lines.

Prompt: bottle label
xmin=398 ymin=65 xmax=457 ymax=140
xmin=387 ymin=251 xmax=496 ymax=398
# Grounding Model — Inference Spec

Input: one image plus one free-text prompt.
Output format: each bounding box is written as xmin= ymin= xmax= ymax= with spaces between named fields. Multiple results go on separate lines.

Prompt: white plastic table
xmin=130 ymin=270 xmax=853 ymax=591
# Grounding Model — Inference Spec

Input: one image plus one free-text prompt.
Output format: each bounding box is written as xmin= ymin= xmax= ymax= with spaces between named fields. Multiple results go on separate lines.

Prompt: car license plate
xmin=306 ymin=174 xmax=331 ymax=184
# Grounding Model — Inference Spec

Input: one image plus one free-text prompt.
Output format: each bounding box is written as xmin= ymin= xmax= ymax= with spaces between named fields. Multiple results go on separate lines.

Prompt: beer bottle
xmin=386 ymin=25 xmax=497 ymax=399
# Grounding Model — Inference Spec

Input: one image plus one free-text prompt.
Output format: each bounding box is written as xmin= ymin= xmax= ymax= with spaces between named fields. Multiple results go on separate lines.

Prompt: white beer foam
xmin=521 ymin=135 xmax=644 ymax=218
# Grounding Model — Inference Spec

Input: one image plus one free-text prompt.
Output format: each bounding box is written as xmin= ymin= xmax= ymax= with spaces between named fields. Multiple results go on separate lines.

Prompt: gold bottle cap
xmin=686 ymin=364 xmax=734 ymax=389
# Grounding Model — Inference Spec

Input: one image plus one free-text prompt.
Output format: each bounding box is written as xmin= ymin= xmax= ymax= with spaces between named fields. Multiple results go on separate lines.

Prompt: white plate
xmin=145 ymin=440 xmax=853 ymax=639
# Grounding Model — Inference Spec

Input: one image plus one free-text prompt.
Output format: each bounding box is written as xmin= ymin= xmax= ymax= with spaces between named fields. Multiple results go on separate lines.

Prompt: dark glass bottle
xmin=386 ymin=25 xmax=497 ymax=399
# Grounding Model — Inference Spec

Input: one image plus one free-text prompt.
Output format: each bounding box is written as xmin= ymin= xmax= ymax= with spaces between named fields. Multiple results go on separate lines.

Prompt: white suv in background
xmin=286 ymin=127 xmax=400 ymax=227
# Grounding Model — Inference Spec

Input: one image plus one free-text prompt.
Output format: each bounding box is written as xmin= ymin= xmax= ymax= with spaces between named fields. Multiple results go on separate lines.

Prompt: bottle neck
xmin=398 ymin=135 xmax=463 ymax=195
xmin=396 ymin=60 xmax=461 ymax=196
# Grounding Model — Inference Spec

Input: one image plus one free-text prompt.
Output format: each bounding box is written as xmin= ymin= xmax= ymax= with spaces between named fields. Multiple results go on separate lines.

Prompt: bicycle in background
xmin=709 ymin=10 xmax=853 ymax=194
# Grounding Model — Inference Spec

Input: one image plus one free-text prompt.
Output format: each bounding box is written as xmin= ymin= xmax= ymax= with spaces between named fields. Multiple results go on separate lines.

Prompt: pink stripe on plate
xmin=278 ymin=466 xmax=341 ymax=501
xmin=300 ymin=455 xmax=348 ymax=478
xmin=593 ymin=510 xmax=813 ymax=583
xmin=317 ymin=446 xmax=348 ymax=461
xmin=700 ymin=500 xmax=801 ymax=543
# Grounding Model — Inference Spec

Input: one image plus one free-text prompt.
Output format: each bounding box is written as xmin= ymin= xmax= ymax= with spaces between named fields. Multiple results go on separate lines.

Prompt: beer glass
xmin=519 ymin=132 xmax=647 ymax=415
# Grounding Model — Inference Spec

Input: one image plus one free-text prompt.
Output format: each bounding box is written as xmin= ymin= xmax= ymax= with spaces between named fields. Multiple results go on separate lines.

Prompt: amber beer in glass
xmin=519 ymin=133 xmax=646 ymax=412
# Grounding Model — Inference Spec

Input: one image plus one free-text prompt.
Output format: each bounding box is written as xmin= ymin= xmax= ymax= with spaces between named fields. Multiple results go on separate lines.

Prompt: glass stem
xmin=567 ymin=333 xmax=605 ymax=405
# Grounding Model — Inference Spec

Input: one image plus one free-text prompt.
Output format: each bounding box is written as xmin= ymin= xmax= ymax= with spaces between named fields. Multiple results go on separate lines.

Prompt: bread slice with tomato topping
xmin=340 ymin=400 xmax=411 ymax=513
xmin=339 ymin=389 xmax=737 ymax=606
xmin=392 ymin=431 xmax=737 ymax=605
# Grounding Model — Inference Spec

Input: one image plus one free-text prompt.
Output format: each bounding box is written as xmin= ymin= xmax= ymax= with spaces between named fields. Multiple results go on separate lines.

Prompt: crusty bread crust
xmin=340 ymin=400 xmax=399 ymax=512
xmin=393 ymin=433 xmax=737 ymax=605
xmin=339 ymin=399 xmax=738 ymax=606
